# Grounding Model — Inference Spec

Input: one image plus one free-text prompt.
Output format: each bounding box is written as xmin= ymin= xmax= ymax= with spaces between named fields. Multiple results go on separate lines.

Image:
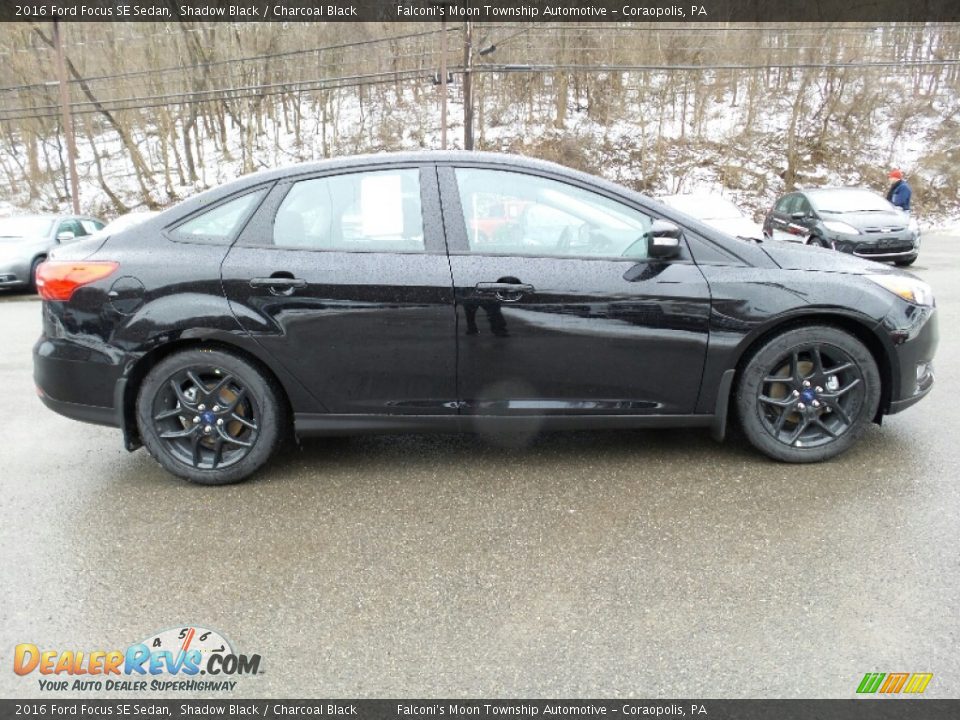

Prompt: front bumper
xmin=0 ymin=259 xmax=31 ymax=287
xmin=884 ymin=304 xmax=938 ymax=415
xmin=830 ymin=232 xmax=919 ymax=261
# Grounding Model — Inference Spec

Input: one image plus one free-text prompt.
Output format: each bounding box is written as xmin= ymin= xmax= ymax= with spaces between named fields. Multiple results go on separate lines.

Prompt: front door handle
xmin=475 ymin=282 xmax=534 ymax=302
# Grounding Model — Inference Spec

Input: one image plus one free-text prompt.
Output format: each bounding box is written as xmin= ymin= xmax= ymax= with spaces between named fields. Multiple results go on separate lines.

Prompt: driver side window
xmin=454 ymin=168 xmax=652 ymax=259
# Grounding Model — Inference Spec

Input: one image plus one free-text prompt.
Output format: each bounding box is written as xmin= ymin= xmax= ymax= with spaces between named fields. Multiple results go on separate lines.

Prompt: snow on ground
xmin=2 ymin=71 xmax=957 ymax=226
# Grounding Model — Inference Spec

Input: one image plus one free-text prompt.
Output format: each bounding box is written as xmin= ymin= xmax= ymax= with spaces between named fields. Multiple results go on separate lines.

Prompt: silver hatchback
xmin=0 ymin=215 xmax=105 ymax=291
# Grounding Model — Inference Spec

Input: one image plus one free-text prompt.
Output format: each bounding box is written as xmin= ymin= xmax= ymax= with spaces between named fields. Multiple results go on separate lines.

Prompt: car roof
xmin=169 ymin=150 xmax=657 ymax=220
xmin=800 ymin=187 xmax=879 ymax=196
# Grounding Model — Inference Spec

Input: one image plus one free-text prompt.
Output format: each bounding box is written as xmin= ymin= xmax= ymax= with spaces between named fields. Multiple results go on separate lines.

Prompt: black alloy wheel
xmin=137 ymin=348 xmax=284 ymax=484
xmin=737 ymin=326 xmax=881 ymax=462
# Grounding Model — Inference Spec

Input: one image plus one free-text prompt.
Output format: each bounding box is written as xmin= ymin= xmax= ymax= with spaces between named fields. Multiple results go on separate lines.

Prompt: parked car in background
xmin=0 ymin=214 xmax=105 ymax=291
xmin=95 ymin=210 xmax=160 ymax=237
xmin=657 ymin=193 xmax=764 ymax=241
xmin=33 ymin=152 xmax=937 ymax=485
xmin=762 ymin=188 xmax=920 ymax=266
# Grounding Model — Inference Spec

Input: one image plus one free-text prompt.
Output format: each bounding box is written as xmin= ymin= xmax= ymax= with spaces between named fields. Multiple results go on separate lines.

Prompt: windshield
xmin=810 ymin=190 xmax=895 ymax=213
xmin=663 ymin=195 xmax=744 ymax=220
xmin=0 ymin=216 xmax=53 ymax=238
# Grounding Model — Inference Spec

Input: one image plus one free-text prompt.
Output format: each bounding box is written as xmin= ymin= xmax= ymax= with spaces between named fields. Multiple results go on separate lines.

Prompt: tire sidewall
xmin=736 ymin=326 xmax=881 ymax=463
xmin=136 ymin=349 xmax=282 ymax=484
xmin=28 ymin=256 xmax=44 ymax=292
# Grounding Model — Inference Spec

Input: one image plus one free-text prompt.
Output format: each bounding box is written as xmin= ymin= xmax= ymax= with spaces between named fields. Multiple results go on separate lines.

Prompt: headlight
xmin=822 ymin=220 xmax=860 ymax=235
xmin=866 ymin=274 xmax=934 ymax=306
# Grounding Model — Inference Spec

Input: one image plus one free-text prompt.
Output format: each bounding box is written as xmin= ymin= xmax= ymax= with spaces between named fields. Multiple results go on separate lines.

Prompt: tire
xmin=736 ymin=325 xmax=881 ymax=463
xmin=136 ymin=348 xmax=285 ymax=484
xmin=806 ymin=235 xmax=829 ymax=249
xmin=894 ymin=255 xmax=918 ymax=267
xmin=28 ymin=256 xmax=45 ymax=293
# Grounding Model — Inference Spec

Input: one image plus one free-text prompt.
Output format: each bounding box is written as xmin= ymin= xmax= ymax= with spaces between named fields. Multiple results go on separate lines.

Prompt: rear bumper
xmin=33 ymin=335 xmax=123 ymax=428
xmin=37 ymin=389 xmax=119 ymax=427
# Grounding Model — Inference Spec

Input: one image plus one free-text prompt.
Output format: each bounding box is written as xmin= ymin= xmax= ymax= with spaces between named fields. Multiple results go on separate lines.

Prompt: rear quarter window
xmin=170 ymin=190 xmax=266 ymax=244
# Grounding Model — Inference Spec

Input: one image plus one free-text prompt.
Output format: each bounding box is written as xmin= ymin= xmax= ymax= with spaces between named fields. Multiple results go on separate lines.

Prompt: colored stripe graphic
xmin=857 ymin=672 xmax=933 ymax=694
xmin=879 ymin=673 xmax=909 ymax=693
xmin=903 ymin=673 xmax=934 ymax=693
xmin=857 ymin=673 xmax=885 ymax=693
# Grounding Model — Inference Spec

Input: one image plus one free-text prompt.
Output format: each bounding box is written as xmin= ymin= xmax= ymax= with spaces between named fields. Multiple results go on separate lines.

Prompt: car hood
xmin=819 ymin=209 xmax=907 ymax=229
xmin=760 ymin=240 xmax=901 ymax=275
xmin=703 ymin=217 xmax=764 ymax=240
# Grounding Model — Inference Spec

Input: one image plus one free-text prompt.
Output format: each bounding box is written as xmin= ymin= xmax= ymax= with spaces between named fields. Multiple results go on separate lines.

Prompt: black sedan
xmin=33 ymin=152 xmax=938 ymax=484
xmin=762 ymin=187 xmax=921 ymax=266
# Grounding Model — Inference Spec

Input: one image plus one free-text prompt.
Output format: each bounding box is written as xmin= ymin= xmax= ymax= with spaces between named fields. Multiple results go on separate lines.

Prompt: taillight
xmin=35 ymin=260 xmax=120 ymax=301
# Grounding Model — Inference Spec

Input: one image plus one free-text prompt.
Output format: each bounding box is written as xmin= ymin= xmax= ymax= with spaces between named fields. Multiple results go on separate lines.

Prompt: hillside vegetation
xmin=0 ymin=21 xmax=957 ymax=223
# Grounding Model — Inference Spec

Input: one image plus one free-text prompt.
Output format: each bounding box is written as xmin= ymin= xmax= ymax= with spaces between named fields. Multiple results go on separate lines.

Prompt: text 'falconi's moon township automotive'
xmin=32 ymin=152 xmax=938 ymax=485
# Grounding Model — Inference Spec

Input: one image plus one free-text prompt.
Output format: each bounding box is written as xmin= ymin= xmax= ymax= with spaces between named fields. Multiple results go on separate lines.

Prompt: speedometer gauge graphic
xmin=139 ymin=625 xmax=234 ymax=664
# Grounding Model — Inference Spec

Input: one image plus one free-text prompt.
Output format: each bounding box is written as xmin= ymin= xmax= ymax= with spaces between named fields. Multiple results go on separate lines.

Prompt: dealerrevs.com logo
xmin=14 ymin=626 xmax=262 ymax=693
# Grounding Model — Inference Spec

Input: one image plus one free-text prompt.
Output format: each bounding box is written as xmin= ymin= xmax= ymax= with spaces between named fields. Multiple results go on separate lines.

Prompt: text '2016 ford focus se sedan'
xmin=33 ymin=152 xmax=938 ymax=484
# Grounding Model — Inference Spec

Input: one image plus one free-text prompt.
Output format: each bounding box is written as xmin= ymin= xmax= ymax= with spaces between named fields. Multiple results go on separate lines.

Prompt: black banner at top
xmin=1 ymin=0 xmax=959 ymax=23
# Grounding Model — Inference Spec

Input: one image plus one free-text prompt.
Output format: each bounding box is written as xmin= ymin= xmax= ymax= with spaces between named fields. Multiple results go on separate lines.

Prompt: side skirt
xmin=294 ymin=413 xmax=715 ymax=438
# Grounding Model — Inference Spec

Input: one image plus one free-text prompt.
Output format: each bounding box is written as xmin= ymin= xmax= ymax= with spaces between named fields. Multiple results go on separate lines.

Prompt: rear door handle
xmin=249 ymin=277 xmax=307 ymax=288
xmin=249 ymin=276 xmax=307 ymax=296
xmin=475 ymin=282 xmax=534 ymax=302
xmin=476 ymin=282 xmax=534 ymax=294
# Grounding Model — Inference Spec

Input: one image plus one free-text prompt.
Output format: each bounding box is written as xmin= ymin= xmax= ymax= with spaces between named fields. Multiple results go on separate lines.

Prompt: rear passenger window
xmin=273 ymin=169 xmax=424 ymax=253
xmin=171 ymin=191 xmax=265 ymax=243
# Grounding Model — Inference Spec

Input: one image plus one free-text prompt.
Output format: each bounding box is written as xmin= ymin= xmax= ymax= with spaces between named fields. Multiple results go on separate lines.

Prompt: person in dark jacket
xmin=886 ymin=168 xmax=912 ymax=212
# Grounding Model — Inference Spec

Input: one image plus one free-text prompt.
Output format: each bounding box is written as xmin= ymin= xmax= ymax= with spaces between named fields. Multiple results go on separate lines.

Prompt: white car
xmin=658 ymin=193 xmax=764 ymax=241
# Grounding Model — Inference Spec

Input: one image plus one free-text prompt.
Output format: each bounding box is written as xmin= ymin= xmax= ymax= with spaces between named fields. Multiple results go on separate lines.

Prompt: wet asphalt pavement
xmin=1 ymin=231 xmax=958 ymax=699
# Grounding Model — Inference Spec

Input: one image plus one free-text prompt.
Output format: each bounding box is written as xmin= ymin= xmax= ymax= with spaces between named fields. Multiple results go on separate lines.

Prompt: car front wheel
xmin=136 ymin=348 xmax=285 ymax=484
xmin=28 ymin=256 xmax=45 ymax=292
xmin=736 ymin=326 xmax=881 ymax=462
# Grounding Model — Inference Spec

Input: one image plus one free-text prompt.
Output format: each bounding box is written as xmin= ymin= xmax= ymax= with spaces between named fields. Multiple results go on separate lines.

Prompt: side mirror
xmin=790 ymin=211 xmax=808 ymax=220
xmin=56 ymin=231 xmax=75 ymax=242
xmin=647 ymin=220 xmax=683 ymax=259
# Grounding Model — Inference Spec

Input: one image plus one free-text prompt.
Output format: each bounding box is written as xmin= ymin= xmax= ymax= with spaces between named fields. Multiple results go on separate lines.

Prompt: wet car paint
xmin=32 ymin=152 xmax=937 ymax=454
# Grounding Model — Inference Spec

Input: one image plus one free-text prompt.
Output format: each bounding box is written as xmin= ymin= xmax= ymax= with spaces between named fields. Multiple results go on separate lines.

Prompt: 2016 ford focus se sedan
xmin=33 ymin=152 xmax=938 ymax=484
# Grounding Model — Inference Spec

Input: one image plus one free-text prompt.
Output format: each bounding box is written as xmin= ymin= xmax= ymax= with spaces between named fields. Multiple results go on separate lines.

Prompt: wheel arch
xmin=730 ymin=312 xmax=893 ymax=424
xmin=118 ymin=337 xmax=294 ymax=450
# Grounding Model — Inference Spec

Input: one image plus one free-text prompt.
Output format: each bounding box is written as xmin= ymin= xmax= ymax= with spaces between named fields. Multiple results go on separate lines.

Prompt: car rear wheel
xmin=736 ymin=326 xmax=881 ymax=462
xmin=136 ymin=348 xmax=285 ymax=484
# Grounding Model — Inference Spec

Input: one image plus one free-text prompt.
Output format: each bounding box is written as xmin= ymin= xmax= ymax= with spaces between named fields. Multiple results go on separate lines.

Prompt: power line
xmin=2 ymin=58 xmax=955 ymax=124
xmin=0 ymin=26 xmax=455 ymax=93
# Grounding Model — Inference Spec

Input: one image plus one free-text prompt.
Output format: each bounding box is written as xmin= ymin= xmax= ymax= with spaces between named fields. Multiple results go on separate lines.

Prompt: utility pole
xmin=463 ymin=21 xmax=474 ymax=150
xmin=439 ymin=18 xmax=448 ymax=149
xmin=52 ymin=20 xmax=80 ymax=214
